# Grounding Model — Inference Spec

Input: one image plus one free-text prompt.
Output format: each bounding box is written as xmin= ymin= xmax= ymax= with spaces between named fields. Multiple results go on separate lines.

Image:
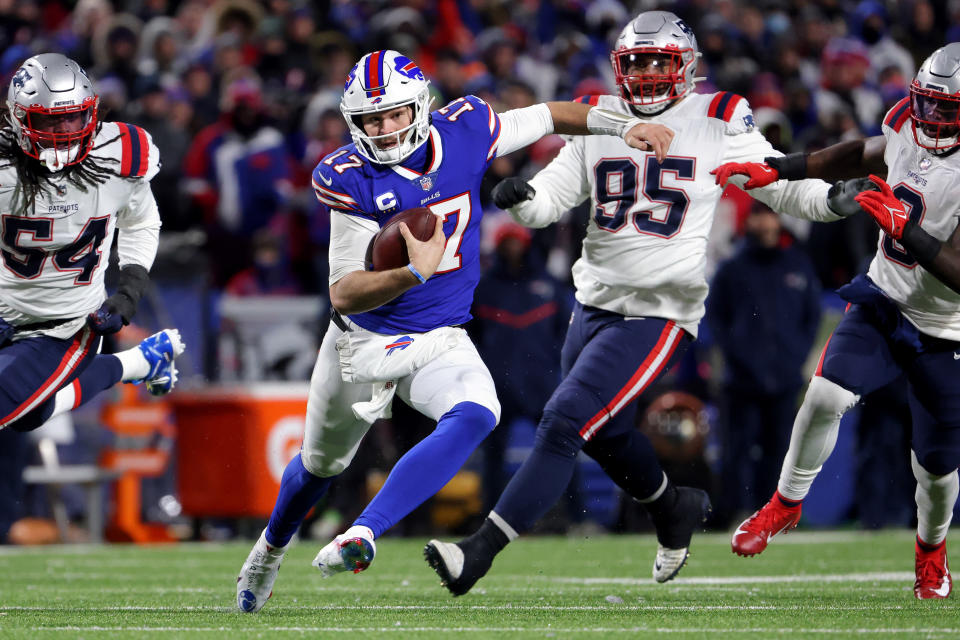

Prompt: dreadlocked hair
xmin=0 ymin=106 xmax=137 ymax=216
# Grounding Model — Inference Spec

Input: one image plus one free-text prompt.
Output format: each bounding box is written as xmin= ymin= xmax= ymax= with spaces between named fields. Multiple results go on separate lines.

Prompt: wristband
xmin=901 ymin=220 xmax=942 ymax=264
xmin=765 ymin=153 xmax=808 ymax=180
xmin=407 ymin=263 xmax=427 ymax=284
xmin=587 ymin=107 xmax=643 ymax=139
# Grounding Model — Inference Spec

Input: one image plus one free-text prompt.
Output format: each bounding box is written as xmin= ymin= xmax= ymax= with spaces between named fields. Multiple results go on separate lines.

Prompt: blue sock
xmin=493 ymin=411 xmax=584 ymax=533
xmin=355 ymin=401 xmax=496 ymax=538
xmin=72 ymin=355 xmax=123 ymax=406
xmin=265 ymin=453 xmax=333 ymax=548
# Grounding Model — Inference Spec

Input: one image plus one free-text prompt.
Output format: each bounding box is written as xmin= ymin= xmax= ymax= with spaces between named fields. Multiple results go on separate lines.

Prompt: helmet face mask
xmin=910 ymin=81 xmax=960 ymax=152
xmin=910 ymin=43 xmax=960 ymax=154
xmin=611 ymin=11 xmax=699 ymax=115
xmin=7 ymin=53 xmax=99 ymax=170
xmin=341 ymin=50 xmax=432 ymax=165
xmin=612 ymin=48 xmax=692 ymax=111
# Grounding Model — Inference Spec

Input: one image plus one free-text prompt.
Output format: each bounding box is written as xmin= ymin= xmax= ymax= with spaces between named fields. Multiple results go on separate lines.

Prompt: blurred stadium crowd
xmin=1 ymin=0 xmax=953 ymax=540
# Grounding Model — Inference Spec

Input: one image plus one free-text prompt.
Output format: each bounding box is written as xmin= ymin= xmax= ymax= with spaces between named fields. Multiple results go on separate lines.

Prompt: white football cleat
xmin=653 ymin=545 xmax=689 ymax=583
xmin=236 ymin=529 xmax=287 ymax=613
xmin=312 ymin=525 xmax=376 ymax=577
xmin=651 ymin=487 xmax=712 ymax=583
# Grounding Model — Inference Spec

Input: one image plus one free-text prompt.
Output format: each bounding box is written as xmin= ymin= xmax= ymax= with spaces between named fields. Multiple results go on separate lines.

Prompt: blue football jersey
xmin=313 ymin=95 xmax=502 ymax=334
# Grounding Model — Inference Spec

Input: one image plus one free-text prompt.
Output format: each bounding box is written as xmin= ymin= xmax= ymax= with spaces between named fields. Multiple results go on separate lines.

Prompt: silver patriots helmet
xmin=910 ymin=43 xmax=960 ymax=154
xmin=611 ymin=11 xmax=700 ymax=115
xmin=6 ymin=53 xmax=100 ymax=170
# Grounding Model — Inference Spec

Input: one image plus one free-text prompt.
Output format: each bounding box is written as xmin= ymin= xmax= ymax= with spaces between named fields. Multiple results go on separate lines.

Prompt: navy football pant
xmin=0 ymin=328 xmax=101 ymax=431
xmin=819 ymin=303 xmax=960 ymax=475
xmin=494 ymin=303 xmax=691 ymax=533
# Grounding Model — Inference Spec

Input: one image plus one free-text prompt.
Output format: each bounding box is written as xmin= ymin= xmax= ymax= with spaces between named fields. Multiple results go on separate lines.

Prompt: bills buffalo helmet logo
xmin=393 ymin=55 xmax=424 ymax=81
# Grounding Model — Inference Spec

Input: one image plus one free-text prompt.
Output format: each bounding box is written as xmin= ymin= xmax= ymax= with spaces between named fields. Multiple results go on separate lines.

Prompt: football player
xmin=0 ymin=53 xmax=185 ymax=434
xmin=711 ymin=43 xmax=960 ymax=600
xmin=423 ymin=10 xmax=861 ymax=596
xmin=235 ymin=48 xmax=672 ymax=612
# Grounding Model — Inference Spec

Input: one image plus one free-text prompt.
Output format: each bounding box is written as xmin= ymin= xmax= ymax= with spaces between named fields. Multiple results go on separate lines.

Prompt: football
xmin=365 ymin=207 xmax=438 ymax=271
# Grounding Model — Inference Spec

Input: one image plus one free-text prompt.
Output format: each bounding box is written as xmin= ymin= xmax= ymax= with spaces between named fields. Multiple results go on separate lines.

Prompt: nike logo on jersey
xmin=953 ymin=352 xmax=960 ymax=360
xmin=317 ymin=172 xmax=333 ymax=186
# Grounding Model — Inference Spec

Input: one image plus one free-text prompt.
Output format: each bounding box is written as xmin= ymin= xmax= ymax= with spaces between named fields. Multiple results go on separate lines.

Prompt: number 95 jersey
xmin=514 ymin=93 xmax=835 ymax=337
xmin=0 ymin=122 xmax=161 ymax=332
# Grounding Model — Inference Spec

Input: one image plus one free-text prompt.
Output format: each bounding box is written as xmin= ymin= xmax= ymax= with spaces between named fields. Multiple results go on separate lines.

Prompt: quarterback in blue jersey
xmin=236 ymin=48 xmax=673 ymax=612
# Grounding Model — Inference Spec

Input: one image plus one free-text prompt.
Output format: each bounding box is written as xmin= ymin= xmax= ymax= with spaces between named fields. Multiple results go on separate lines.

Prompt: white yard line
xmin=24 ymin=627 xmax=960 ymax=635
xmin=551 ymin=571 xmax=916 ymax=585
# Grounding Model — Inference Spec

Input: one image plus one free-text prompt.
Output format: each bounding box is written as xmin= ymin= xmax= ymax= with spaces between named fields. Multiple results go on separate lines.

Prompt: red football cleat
xmin=915 ymin=536 xmax=952 ymax=600
xmin=731 ymin=491 xmax=802 ymax=557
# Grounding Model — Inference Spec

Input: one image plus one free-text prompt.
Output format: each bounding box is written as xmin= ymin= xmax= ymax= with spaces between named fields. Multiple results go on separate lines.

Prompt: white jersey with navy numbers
xmin=0 ymin=122 xmax=161 ymax=338
xmin=509 ymin=92 xmax=840 ymax=337
xmin=867 ymin=98 xmax=960 ymax=340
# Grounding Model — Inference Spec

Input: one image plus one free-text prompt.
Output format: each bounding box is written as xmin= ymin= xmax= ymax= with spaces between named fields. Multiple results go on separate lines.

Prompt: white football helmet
xmin=611 ymin=11 xmax=700 ymax=115
xmin=910 ymin=43 xmax=960 ymax=154
xmin=7 ymin=53 xmax=100 ymax=171
xmin=340 ymin=50 xmax=432 ymax=165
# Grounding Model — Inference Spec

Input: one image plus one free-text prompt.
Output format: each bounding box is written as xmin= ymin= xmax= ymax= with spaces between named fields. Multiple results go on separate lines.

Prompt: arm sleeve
xmin=508 ymin=137 xmax=590 ymax=228
xmin=116 ymin=179 xmax=162 ymax=270
xmin=720 ymin=101 xmax=842 ymax=223
xmin=328 ymin=211 xmax=380 ymax=286
xmin=495 ymin=104 xmax=554 ymax=158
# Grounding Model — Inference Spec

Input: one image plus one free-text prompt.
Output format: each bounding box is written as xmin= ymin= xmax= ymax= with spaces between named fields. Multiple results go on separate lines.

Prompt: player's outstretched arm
xmin=329 ymin=216 xmax=445 ymax=315
xmin=545 ymin=102 xmax=673 ymax=161
xmin=712 ymin=136 xmax=888 ymax=189
xmin=855 ymin=174 xmax=960 ymax=294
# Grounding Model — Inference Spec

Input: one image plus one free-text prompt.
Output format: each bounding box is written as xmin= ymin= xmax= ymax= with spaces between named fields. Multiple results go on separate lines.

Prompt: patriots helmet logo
xmin=393 ymin=55 xmax=425 ymax=81
xmin=11 ymin=67 xmax=31 ymax=91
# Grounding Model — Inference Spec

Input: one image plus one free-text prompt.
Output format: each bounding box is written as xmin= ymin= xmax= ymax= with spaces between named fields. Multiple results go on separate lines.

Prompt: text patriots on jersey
xmin=48 ymin=203 xmax=79 ymax=214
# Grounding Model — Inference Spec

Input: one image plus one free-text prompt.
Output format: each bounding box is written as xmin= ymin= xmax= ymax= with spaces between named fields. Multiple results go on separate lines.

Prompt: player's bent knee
xmin=7 ymin=405 xmax=52 ymax=433
xmin=533 ymin=410 xmax=585 ymax=458
xmin=300 ymin=449 xmax=350 ymax=478
xmin=440 ymin=401 xmax=497 ymax=437
xmin=806 ymin=376 xmax=859 ymax=417
xmin=913 ymin=449 xmax=960 ymax=480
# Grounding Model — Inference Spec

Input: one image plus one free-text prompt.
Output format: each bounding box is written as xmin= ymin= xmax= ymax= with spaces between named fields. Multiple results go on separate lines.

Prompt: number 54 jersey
xmin=0 ymin=122 xmax=161 ymax=335
xmin=515 ymin=93 xmax=837 ymax=337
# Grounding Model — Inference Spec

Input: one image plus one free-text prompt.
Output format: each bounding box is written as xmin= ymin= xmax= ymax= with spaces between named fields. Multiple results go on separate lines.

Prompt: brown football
xmin=365 ymin=207 xmax=438 ymax=271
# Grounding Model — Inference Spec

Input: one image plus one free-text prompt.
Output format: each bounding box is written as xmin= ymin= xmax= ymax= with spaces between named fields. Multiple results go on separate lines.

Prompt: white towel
xmin=337 ymin=325 xmax=463 ymax=422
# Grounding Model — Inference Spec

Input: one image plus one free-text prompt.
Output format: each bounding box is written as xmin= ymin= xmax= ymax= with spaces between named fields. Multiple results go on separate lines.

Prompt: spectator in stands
xmin=184 ymin=71 xmax=294 ymax=285
xmin=130 ymin=81 xmax=192 ymax=231
xmin=706 ymin=205 xmax=822 ymax=523
xmin=224 ymin=229 xmax=303 ymax=297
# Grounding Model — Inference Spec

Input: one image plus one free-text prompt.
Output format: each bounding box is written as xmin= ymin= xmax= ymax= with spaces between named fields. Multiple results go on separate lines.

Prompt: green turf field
xmin=0 ymin=529 xmax=955 ymax=639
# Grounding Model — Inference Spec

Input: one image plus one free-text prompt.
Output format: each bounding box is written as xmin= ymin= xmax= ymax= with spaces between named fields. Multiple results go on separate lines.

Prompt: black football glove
xmin=87 ymin=264 xmax=150 ymax=335
xmin=0 ymin=316 xmax=13 ymax=348
xmin=827 ymin=176 xmax=880 ymax=218
xmin=492 ymin=177 xmax=536 ymax=210
xmin=764 ymin=152 xmax=807 ymax=181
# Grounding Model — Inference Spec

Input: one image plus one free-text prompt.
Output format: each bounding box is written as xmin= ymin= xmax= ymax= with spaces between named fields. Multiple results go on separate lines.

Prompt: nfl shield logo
xmin=418 ymin=174 xmax=434 ymax=191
